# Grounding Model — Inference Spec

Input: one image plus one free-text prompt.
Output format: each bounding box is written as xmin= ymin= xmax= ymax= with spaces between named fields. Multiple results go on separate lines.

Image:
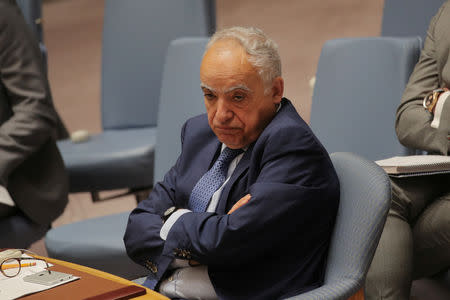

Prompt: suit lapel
xmin=216 ymin=145 xmax=253 ymax=214
xmin=187 ymin=139 xmax=222 ymax=195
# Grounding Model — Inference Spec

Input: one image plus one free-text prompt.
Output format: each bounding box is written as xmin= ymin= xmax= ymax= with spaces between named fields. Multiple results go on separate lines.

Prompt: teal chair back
xmin=287 ymin=152 xmax=391 ymax=299
xmin=310 ymin=37 xmax=421 ymax=161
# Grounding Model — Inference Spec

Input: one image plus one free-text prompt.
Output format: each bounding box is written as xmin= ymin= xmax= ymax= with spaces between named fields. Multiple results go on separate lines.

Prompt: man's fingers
xmin=228 ymin=194 xmax=251 ymax=214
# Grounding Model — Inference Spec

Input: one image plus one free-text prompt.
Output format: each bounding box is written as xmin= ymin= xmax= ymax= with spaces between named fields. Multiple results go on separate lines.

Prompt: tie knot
xmin=218 ymin=147 xmax=243 ymax=165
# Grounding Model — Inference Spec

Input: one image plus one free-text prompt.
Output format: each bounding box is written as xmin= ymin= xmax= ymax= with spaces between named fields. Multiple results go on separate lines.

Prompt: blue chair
xmin=310 ymin=37 xmax=421 ymax=162
xmin=45 ymin=37 xmax=209 ymax=279
xmin=381 ymin=0 xmax=445 ymax=42
xmin=56 ymin=0 xmax=214 ymax=201
xmin=287 ymin=152 xmax=391 ymax=300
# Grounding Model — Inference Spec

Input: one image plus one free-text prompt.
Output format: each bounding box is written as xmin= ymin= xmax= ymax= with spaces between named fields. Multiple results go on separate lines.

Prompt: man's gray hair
xmin=206 ymin=26 xmax=282 ymax=93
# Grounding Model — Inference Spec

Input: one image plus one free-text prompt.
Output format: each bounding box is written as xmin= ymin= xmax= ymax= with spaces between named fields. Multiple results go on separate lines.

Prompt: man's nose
xmin=215 ymin=99 xmax=233 ymax=123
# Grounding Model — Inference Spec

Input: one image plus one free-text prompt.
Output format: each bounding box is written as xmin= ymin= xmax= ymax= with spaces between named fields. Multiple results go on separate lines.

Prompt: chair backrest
xmin=326 ymin=152 xmax=391 ymax=297
xmin=101 ymin=0 xmax=214 ymax=130
xmin=154 ymin=37 xmax=209 ymax=184
xmin=381 ymin=0 xmax=445 ymax=42
xmin=310 ymin=37 xmax=421 ymax=161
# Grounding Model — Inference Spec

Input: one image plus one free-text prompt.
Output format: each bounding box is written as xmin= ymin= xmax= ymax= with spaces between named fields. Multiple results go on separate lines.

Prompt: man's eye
xmin=233 ymin=94 xmax=245 ymax=101
xmin=204 ymin=93 xmax=215 ymax=100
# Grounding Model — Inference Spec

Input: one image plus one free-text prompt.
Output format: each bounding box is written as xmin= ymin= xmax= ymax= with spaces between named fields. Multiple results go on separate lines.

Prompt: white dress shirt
xmin=431 ymin=91 xmax=450 ymax=129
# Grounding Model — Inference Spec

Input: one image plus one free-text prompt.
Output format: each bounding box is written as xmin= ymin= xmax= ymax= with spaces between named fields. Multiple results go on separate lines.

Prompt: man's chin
xmin=217 ymin=136 xmax=244 ymax=149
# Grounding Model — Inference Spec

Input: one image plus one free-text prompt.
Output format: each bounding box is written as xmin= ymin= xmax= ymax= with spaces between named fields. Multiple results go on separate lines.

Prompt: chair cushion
xmin=45 ymin=212 xmax=148 ymax=280
xmin=57 ymin=128 xmax=156 ymax=192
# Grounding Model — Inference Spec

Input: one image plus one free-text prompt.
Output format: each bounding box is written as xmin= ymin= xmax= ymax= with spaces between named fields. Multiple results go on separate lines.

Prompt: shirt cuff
xmin=0 ymin=185 xmax=15 ymax=206
xmin=169 ymin=259 xmax=190 ymax=269
xmin=431 ymin=91 xmax=450 ymax=129
xmin=160 ymin=208 xmax=191 ymax=240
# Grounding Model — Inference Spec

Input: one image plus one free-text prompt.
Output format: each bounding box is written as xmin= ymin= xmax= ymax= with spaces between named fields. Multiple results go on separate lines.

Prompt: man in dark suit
xmin=0 ymin=0 xmax=68 ymax=245
xmin=124 ymin=27 xmax=339 ymax=300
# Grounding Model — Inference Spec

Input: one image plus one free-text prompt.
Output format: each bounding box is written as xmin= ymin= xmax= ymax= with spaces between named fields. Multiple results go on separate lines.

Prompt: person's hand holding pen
xmin=189 ymin=194 xmax=252 ymax=266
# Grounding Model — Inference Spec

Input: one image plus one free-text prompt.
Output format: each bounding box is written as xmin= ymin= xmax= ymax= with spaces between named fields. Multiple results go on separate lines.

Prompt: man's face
xmin=200 ymin=40 xmax=283 ymax=149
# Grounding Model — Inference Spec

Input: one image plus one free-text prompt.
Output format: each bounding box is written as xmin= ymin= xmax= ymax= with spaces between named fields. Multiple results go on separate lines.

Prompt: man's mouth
xmin=215 ymin=126 xmax=239 ymax=134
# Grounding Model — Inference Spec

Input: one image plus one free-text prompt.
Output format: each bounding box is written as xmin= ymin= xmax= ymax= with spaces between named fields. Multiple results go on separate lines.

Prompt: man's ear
xmin=271 ymin=76 xmax=284 ymax=104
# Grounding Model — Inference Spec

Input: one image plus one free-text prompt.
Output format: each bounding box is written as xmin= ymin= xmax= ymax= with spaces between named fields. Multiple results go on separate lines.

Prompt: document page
xmin=0 ymin=255 xmax=79 ymax=300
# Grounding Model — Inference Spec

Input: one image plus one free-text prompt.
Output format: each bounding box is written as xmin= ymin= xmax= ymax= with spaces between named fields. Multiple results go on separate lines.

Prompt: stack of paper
xmin=0 ymin=254 xmax=78 ymax=300
xmin=375 ymin=155 xmax=450 ymax=177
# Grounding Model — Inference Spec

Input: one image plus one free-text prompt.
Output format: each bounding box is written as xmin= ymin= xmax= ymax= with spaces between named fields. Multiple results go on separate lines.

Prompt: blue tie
xmin=189 ymin=147 xmax=243 ymax=212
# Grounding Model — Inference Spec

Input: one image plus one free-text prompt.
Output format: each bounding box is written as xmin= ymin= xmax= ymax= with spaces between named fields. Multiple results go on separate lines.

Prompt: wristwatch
xmin=161 ymin=206 xmax=177 ymax=223
xmin=423 ymin=88 xmax=445 ymax=113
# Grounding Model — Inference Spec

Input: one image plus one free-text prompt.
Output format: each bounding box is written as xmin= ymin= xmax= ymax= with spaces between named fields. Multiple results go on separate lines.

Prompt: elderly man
xmin=124 ymin=27 xmax=339 ymax=300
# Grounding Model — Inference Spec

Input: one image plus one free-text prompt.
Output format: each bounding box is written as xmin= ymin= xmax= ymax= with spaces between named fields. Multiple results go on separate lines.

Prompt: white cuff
xmin=431 ymin=91 xmax=450 ymax=128
xmin=160 ymin=209 xmax=191 ymax=240
xmin=0 ymin=185 xmax=14 ymax=206
xmin=169 ymin=259 xmax=190 ymax=269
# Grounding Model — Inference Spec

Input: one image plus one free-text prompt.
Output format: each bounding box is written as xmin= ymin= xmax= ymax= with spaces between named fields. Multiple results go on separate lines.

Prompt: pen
xmin=1 ymin=262 xmax=36 ymax=270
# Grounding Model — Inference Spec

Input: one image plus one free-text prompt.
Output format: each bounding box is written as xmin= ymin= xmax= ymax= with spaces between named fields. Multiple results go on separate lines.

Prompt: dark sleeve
xmin=0 ymin=1 xmax=59 ymax=185
xmin=162 ymin=126 xmax=339 ymax=267
xmin=124 ymin=122 xmax=187 ymax=265
xmin=395 ymin=1 xmax=450 ymax=155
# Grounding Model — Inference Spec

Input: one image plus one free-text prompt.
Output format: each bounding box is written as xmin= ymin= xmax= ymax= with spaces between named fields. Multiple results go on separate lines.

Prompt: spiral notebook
xmin=375 ymin=155 xmax=450 ymax=177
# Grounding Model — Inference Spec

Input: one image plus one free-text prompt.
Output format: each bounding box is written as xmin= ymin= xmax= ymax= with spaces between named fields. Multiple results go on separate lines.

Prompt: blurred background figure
xmin=0 ymin=0 xmax=68 ymax=247
xmin=366 ymin=1 xmax=450 ymax=299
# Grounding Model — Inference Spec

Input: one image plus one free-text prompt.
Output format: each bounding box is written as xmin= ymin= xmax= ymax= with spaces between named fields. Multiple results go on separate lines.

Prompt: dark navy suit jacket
xmin=124 ymin=99 xmax=339 ymax=300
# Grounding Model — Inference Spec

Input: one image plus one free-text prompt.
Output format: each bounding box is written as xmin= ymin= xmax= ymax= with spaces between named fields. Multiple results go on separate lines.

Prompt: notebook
xmin=375 ymin=155 xmax=450 ymax=177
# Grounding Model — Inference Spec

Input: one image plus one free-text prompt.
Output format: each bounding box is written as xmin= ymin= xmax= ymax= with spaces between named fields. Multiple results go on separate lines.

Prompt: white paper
xmin=431 ymin=91 xmax=450 ymax=129
xmin=376 ymin=155 xmax=450 ymax=167
xmin=0 ymin=255 xmax=79 ymax=300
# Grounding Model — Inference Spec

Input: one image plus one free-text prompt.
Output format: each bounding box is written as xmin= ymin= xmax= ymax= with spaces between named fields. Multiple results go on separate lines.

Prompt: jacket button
xmin=145 ymin=260 xmax=158 ymax=274
xmin=150 ymin=264 xmax=158 ymax=274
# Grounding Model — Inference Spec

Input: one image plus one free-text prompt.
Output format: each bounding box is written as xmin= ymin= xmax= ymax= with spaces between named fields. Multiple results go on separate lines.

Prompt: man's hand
xmin=228 ymin=194 xmax=251 ymax=214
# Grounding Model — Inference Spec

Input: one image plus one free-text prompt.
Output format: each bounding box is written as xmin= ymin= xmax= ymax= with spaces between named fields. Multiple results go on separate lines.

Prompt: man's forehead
xmin=201 ymin=83 xmax=252 ymax=94
xmin=201 ymin=40 xmax=250 ymax=69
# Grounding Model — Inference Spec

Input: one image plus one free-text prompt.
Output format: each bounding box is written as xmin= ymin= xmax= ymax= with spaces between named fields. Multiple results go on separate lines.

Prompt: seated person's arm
xmin=395 ymin=5 xmax=450 ymax=154
xmin=0 ymin=3 xmax=59 ymax=185
xmin=124 ymin=123 xmax=188 ymax=267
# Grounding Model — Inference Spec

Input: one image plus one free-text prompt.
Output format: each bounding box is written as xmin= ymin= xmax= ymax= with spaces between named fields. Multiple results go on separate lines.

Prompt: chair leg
xmin=88 ymin=188 xmax=151 ymax=203
xmin=134 ymin=189 xmax=151 ymax=203
xmin=91 ymin=191 xmax=100 ymax=202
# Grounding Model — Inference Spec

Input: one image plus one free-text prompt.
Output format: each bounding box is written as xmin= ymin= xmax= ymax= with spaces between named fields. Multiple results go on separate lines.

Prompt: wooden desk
xmin=22 ymin=256 xmax=169 ymax=300
xmin=21 ymin=256 xmax=366 ymax=300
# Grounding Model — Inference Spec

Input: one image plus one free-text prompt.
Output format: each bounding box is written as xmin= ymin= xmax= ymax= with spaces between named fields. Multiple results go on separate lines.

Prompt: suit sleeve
xmin=395 ymin=2 xmax=450 ymax=155
xmin=124 ymin=122 xmax=187 ymax=267
xmin=162 ymin=126 xmax=339 ymax=267
xmin=0 ymin=2 xmax=59 ymax=185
